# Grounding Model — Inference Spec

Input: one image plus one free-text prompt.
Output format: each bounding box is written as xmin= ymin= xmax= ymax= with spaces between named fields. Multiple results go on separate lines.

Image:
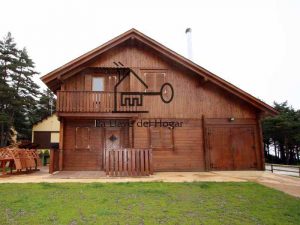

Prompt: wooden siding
xmin=60 ymin=42 xmax=256 ymax=119
xmin=62 ymin=119 xmax=131 ymax=171
xmin=133 ymin=119 xmax=204 ymax=171
xmin=49 ymin=149 xmax=59 ymax=174
xmin=63 ymin=119 xmax=104 ymax=170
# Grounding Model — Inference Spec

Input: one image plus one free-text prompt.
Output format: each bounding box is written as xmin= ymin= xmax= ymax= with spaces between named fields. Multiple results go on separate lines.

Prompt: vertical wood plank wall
xmin=63 ymin=119 xmax=104 ymax=171
xmin=63 ymin=42 xmax=256 ymax=119
xmin=133 ymin=119 xmax=204 ymax=171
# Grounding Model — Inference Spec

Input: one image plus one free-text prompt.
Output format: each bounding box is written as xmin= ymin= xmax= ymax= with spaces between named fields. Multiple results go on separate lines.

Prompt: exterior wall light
xmin=229 ymin=117 xmax=235 ymax=122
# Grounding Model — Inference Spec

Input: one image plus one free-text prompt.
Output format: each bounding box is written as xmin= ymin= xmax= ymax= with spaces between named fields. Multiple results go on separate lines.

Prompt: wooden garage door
xmin=207 ymin=126 xmax=257 ymax=170
xmin=231 ymin=127 xmax=257 ymax=169
xmin=33 ymin=131 xmax=51 ymax=149
xmin=208 ymin=127 xmax=233 ymax=170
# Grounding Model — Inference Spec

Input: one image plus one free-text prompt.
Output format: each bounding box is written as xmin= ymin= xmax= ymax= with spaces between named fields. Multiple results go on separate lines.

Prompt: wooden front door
xmin=207 ymin=126 xmax=257 ymax=170
xmin=105 ymin=128 xmax=121 ymax=151
xmin=104 ymin=124 xmax=130 ymax=171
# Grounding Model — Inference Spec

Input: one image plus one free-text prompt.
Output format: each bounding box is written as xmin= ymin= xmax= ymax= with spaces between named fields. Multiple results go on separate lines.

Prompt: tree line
xmin=263 ymin=102 xmax=300 ymax=165
xmin=0 ymin=32 xmax=55 ymax=147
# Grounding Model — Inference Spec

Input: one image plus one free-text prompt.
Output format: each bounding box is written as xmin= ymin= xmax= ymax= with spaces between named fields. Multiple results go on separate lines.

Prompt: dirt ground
xmin=1 ymin=167 xmax=299 ymax=198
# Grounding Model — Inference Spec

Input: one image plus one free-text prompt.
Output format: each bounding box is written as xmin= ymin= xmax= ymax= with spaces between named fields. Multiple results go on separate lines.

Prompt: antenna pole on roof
xmin=49 ymin=98 xmax=53 ymax=115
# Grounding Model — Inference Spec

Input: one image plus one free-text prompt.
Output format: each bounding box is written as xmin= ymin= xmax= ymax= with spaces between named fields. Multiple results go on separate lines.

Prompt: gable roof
xmin=41 ymin=28 xmax=278 ymax=116
xmin=32 ymin=113 xmax=58 ymax=127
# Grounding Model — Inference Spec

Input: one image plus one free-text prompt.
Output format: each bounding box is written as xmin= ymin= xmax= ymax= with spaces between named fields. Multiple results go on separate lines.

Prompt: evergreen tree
xmin=0 ymin=32 xmax=19 ymax=146
xmin=0 ymin=32 xmax=42 ymax=145
xmin=35 ymin=88 xmax=56 ymax=121
xmin=263 ymin=101 xmax=300 ymax=164
xmin=12 ymin=47 xmax=41 ymax=139
xmin=0 ymin=32 xmax=18 ymax=81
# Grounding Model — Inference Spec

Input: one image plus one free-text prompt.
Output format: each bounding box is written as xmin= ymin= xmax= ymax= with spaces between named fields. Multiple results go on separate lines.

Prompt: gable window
xmin=75 ymin=127 xmax=90 ymax=149
xmin=149 ymin=126 xmax=174 ymax=150
xmin=92 ymin=77 xmax=104 ymax=91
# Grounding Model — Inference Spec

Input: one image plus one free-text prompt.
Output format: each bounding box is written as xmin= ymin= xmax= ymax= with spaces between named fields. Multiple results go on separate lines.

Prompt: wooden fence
xmin=105 ymin=148 xmax=153 ymax=176
xmin=265 ymin=163 xmax=300 ymax=177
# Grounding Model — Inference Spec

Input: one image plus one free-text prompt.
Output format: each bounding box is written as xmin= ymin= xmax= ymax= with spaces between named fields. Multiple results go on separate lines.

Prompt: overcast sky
xmin=1 ymin=0 xmax=299 ymax=108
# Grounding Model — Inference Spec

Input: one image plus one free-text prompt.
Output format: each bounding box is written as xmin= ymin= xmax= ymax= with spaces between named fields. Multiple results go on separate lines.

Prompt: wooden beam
xmin=58 ymin=118 xmax=64 ymax=171
xmin=202 ymin=115 xmax=210 ymax=171
xmin=205 ymin=118 xmax=256 ymax=125
xmin=257 ymin=113 xmax=265 ymax=170
xmin=49 ymin=149 xmax=54 ymax=174
xmin=57 ymin=112 xmax=139 ymax=118
xmin=197 ymin=77 xmax=209 ymax=87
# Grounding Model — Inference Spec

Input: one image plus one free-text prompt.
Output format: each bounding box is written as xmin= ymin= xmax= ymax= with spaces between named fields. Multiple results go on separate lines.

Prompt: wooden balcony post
xmin=59 ymin=118 xmax=64 ymax=171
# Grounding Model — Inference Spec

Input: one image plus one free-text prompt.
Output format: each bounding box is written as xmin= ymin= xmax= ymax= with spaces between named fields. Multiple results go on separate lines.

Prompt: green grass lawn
xmin=0 ymin=182 xmax=299 ymax=225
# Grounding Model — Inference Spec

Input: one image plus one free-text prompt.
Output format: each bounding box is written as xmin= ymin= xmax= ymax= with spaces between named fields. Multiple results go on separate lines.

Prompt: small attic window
xmin=92 ymin=77 xmax=104 ymax=91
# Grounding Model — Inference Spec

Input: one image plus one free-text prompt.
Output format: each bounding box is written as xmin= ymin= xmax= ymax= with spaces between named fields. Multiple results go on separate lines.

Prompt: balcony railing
xmin=56 ymin=91 xmax=146 ymax=113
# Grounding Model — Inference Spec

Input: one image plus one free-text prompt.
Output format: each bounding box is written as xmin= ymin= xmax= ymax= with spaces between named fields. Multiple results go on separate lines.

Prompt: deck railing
xmin=105 ymin=148 xmax=153 ymax=176
xmin=56 ymin=91 xmax=146 ymax=113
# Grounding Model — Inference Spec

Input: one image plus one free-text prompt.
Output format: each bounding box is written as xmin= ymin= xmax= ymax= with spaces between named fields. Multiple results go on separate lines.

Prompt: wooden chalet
xmin=41 ymin=29 xmax=277 ymax=175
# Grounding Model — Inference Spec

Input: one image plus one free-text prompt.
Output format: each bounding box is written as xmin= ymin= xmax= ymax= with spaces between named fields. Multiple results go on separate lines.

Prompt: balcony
xmin=56 ymin=91 xmax=147 ymax=114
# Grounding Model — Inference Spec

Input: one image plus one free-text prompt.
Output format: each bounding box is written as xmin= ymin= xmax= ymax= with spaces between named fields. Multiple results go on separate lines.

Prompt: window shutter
xmin=156 ymin=72 xmax=165 ymax=90
xmin=150 ymin=127 xmax=160 ymax=148
xmin=150 ymin=126 xmax=174 ymax=150
xmin=162 ymin=127 xmax=173 ymax=147
xmin=75 ymin=127 xmax=90 ymax=149
xmin=143 ymin=70 xmax=167 ymax=92
xmin=145 ymin=73 xmax=155 ymax=92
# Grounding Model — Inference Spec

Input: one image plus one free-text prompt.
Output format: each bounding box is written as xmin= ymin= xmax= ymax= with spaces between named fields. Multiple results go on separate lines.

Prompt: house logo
xmin=112 ymin=62 xmax=174 ymax=113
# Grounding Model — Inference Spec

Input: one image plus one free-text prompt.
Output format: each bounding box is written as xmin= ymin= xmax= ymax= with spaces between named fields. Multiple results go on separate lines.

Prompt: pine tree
xmin=35 ymin=88 xmax=56 ymax=120
xmin=0 ymin=32 xmax=19 ymax=146
xmin=0 ymin=32 xmax=42 ymax=144
xmin=13 ymin=48 xmax=40 ymax=98
xmin=0 ymin=32 xmax=18 ymax=81
xmin=12 ymin=47 xmax=41 ymax=139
